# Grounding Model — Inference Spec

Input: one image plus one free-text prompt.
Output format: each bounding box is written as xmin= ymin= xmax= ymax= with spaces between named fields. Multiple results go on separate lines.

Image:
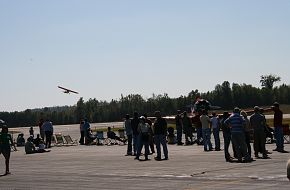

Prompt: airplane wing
xmin=58 ymin=86 xmax=79 ymax=94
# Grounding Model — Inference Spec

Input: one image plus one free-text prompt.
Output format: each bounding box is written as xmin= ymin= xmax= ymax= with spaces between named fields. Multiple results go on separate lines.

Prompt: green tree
xmin=260 ymin=74 xmax=281 ymax=89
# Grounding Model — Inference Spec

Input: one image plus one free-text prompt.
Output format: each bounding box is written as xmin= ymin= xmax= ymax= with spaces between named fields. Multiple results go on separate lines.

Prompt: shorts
xmin=0 ymin=144 xmax=11 ymax=158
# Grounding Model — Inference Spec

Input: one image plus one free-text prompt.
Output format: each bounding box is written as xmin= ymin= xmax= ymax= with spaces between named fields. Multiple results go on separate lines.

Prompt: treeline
xmin=1 ymin=81 xmax=290 ymax=128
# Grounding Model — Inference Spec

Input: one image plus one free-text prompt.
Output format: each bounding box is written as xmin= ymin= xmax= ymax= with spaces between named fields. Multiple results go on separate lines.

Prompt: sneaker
xmin=164 ymin=157 xmax=169 ymax=160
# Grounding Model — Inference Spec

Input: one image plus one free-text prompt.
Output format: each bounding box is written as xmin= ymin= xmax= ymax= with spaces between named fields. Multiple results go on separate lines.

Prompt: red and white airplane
xmin=58 ymin=86 xmax=79 ymax=94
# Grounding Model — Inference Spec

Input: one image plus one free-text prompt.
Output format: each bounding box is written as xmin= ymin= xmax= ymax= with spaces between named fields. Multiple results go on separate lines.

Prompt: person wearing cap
xmin=135 ymin=116 xmax=150 ymax=160
xmin=0 ymin=126 xmax=13 ymax=175
xmin=224 ymin=107 xmax=252 ymax=163
xmin=250 ymin=106 xmax=269 ymax=159
xmin=153 ymin=111 xmax=168 ymax=161
xmin=175 ymin=110 xmax=183 ymax=145
xmin=272 ymin=102 xmax=288 ymax=153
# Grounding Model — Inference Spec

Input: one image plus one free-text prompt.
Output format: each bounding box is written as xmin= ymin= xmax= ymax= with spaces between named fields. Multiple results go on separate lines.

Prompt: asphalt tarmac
xmin=1 ymin=123 xmax=290 ymax=190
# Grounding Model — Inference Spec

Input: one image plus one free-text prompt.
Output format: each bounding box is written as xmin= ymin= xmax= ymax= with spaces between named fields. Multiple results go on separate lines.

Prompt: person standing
xmin=144 ymin=114 xmax=155 ymax=154
xmin=131 ymin=112 xmax=140 ymax=156
xmin=225 ymin=108 xmax=251 ymax=163
xmin=182 ymin=112 xmax=193 ymax=145
xmin=135 ymin=116 xmax=151 ymax=161
xmin=153 ymin=111 xmax=168 ymax=161
xmin=192 ymin=111 xmax=202 ymax=145
xmin=241 ymin=111 xmax=252 ymax=158
xmin=79 ymin=119 xmax=85 ymax=145
xmin=175 ymin=110 xmax=184 ymax=145
xmin=38 ymin=119 xmax=44 ymax=141
xmin=221 ymin=112 xmax=232 ymax=162
xmin=272 ymin=102 xmax=288 ymax=153
xmin=0 ymin=126 xmax=13 ymax=175
xmin=83 ymin=119 xmax=91 ymax=145
xmin=200 ymin=110 xmax=213 ymax=151
xmin=124 ymin=114 xmax=133 ymax=156
xmin=250 ymin=106 xmax=269 ymax=159
xmin=42 ymin=119 xmax=54 ymax=148
xmin=210 ymin=112 xmax=220 ymax=151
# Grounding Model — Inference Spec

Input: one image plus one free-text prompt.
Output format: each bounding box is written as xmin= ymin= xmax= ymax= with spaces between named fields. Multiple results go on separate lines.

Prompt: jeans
xmin=126 ymin=134 xmax=133 ymax=155
xmin=202 ymin=128 xmax=212 ymax=151
xmin=79 ymin=131 xmax=84 ymax=145
xmin=196 ymin=127 xmax=202 ymax=144
xmin=154 ymin=134 xmax=168 ymax=159
xmin=231 ymin=132 xmax=250 ymax=161
xmin=133 ymin=134 xmax=139 ymax=155
xmin=45 ymin=131 xmax=53 ymax=148
xmin=136 ymin=139 xmax=150 ymax=159
xmin=213 ymin=127 xmax=220 ymax=150
xmin=176 ymin=125 xmax=182 ymax=143
xmin=244 ymin=131 xmax=252 ymax=157
xmin=223 ymin=131 xmax=231 ymax=160
xmin=274 ymin=127 xmax=284 ymax=150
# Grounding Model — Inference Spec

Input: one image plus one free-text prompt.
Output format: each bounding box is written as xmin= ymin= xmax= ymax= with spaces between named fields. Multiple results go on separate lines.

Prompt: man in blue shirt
xmin=224 ymin=107 xmax=252 ymax=163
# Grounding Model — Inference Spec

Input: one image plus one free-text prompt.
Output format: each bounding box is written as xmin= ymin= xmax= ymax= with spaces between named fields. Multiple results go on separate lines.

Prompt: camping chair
xmin=63 ymin=135 xmax=78 ymax=146
xmin=51 ymin=135 xmax=56 ymax=146
xmin=118 ymin=129 xmax=127 ymax=145
xmin=283 ymin=124 xmax=290 ymax=144
xmin=95 ymin=131 xmax=105 ymax=145
xmin=167 ymin=127 xmax=176 ymax=144
xmin=54 ymin=133 xmax=65 ymax=146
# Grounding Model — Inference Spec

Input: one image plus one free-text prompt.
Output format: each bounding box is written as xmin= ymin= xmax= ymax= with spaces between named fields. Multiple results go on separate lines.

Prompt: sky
xmin=0 ymin=0 xmax=290 ymax=112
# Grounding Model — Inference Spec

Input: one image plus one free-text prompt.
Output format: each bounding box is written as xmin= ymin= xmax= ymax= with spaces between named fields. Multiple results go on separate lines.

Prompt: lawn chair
xmin=96 ymin=131 xmax=105 ymax=145
xmin=118 ymin=129 xmax=127 ymax=145
xmin=54 ymin=133 xmax=65 ymax=146
xmin=283 ymin=124 xmax=290 ymax=144
xmin=63 ymin=135 xmax=78 ymax=146
xmin=51 ymin=135 xmax=56 ymax=146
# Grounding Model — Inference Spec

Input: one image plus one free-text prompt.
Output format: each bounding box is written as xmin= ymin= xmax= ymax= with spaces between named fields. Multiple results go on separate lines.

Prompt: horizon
xmin=1 ymin=0 xmax=289 ymax=112
xmin=1 ymin=79 xmax=286 ymax=113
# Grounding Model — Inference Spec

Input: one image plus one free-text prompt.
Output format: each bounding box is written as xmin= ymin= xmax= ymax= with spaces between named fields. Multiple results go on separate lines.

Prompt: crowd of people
xmin=1 ymin=102 xmax=289 ymax=178
xmin=172 ymin=102 xmax=288 ymax=163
